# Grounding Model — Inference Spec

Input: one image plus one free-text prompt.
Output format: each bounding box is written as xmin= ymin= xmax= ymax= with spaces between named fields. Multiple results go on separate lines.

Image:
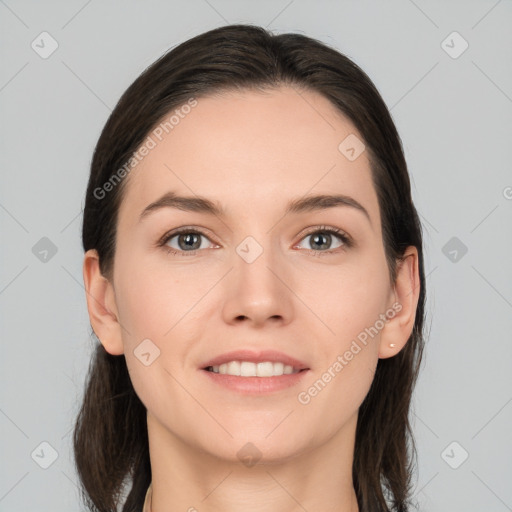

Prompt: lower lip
xmin=200 ymin=368 xmax=310 ymax=394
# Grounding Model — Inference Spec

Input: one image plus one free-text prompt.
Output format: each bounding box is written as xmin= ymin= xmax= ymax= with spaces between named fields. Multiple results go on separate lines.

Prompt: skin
xmin=83 ymin=86 xmax=420 ymax=512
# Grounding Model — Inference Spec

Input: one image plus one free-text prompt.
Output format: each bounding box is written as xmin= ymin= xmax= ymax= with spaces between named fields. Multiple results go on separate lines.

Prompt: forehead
xmin=118 ymin=86 xmax=379 ymax=227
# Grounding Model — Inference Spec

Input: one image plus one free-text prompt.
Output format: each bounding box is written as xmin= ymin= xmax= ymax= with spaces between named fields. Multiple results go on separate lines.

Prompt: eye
xmin=158 ymin=227 xmax=217 ymax=257
xmin=294 ymin=226 xmax=352 ymax=255
xmin=157 ymin=225 xmax=352 ymax=257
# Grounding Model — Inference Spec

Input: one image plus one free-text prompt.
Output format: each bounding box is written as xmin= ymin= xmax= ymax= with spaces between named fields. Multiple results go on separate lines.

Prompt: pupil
xmin=312 ymin=232 xmax=330 ymax=250
xmin=179 ymin=233 xmax=200 ymax=250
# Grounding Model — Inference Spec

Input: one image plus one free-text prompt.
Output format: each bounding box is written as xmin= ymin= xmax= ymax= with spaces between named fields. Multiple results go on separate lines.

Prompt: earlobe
xmin=82 ymin=249 xmax=124 ymax=355
xmin=378 ymin=246 xmax=420 ymax=359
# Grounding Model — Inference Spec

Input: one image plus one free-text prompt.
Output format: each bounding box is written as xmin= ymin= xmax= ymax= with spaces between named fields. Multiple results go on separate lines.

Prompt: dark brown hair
xmin=75 ymin=23 xmax=426 ymax=512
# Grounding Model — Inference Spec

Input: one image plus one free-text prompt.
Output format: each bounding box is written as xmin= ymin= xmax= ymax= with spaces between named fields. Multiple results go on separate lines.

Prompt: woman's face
xmin=108 ymin=86 xmax=399 ymax=462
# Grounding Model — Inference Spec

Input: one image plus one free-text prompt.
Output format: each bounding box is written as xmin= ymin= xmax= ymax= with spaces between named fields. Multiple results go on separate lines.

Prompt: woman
xmin=75 ymin=23 xmax=426 ymax=512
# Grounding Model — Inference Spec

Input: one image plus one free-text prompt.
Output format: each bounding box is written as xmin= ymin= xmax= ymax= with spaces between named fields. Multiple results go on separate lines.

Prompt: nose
xmin=221 ymin=238 xmax=294 ymax=328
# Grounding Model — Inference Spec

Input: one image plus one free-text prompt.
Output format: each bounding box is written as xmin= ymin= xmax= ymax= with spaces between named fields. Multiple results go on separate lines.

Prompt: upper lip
xmin=201 ymin=349 xmax=309 ymax=370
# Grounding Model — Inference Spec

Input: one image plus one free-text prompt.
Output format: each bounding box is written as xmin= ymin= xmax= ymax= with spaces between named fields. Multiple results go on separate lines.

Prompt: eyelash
xmin=157 ymin=225 xmax=353 ymax=257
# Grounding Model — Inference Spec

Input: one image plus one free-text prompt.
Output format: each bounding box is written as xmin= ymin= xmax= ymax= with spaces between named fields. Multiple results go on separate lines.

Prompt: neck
xmin=146 ymin=412 xmax=360 ymax=512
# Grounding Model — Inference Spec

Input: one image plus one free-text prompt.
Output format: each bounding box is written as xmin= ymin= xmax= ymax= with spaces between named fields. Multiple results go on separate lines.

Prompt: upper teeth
xmin=207 ymin=361 xmax=299 ymax=377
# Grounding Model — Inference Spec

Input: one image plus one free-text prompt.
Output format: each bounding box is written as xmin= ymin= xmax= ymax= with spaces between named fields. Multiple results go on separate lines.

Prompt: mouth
xmin=199 ymin=349 xmax=310 ymax=393
xmin=203 ymin=361 xmax=308 ymax=377
xmin=201 ymin=363 xmax=310 ymax=394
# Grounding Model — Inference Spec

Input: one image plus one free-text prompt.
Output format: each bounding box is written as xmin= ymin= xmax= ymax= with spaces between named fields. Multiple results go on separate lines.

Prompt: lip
xmin=200 ymin=349 xmax=309 ymax=371
xmin=201 ymin=368 xmax=310 ymax=394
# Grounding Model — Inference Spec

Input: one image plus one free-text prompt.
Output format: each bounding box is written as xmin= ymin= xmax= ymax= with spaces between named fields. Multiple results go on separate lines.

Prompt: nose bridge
xmin=223 ymin=229 xmax=291 ymax=324
xmin=236 ymin=230 xmax=280 ymax=293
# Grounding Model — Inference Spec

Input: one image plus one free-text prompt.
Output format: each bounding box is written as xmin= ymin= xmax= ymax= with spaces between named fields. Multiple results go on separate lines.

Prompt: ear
xmin=378 ymin=246 xmax=420 ymax=358
xmin=83 ymin=249 xmax=124 ymax=355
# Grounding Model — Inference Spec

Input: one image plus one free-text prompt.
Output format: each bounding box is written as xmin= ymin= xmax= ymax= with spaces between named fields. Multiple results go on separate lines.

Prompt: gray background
xmin=1 ymin=1 xmax=511 ymax=511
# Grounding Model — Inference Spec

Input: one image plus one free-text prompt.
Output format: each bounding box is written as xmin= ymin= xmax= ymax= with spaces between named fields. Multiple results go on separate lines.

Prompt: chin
xmin=199 ymin=430 xmax=309 ymax=466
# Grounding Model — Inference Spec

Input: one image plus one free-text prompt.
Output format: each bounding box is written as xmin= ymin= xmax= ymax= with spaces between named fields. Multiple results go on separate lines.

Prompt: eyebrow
xmin=139 ymin=191 xmax=371 ymax=225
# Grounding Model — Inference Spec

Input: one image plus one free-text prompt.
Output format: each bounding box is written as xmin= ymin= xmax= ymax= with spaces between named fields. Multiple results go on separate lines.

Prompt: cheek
xmin=115 ymin=262 xmax=197 ymax=410
xmin=299 ymin=258 xmax=390 ymax=341
xmin=301 ymin=257 xmax=389 ymax=412
xmin=294 ymin=335 xmax=378 ymax=445
xmin=297 ymin=299 xmax=381 ymax=422
xmin=114 ymin=255 xmax=199 ymax=341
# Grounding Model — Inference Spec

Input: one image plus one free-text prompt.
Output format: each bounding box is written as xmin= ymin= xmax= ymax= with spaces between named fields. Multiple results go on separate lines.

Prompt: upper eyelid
xmin=158 ymin=226 xmax=218 ymax=247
